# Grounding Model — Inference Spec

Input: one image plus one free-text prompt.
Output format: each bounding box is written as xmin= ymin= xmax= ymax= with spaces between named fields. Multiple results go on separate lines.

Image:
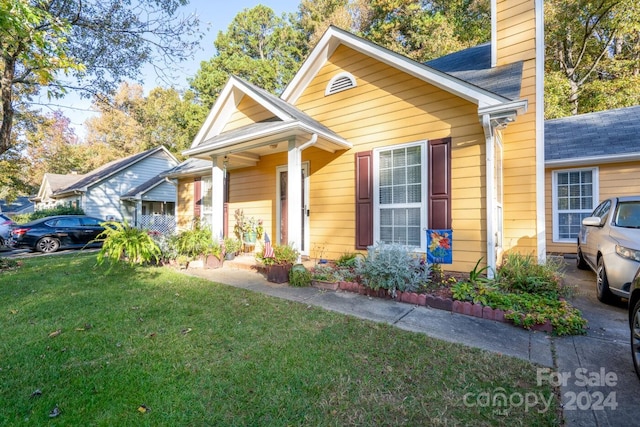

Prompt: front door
xmin=277 ymin=163 xmax=309 ymax=255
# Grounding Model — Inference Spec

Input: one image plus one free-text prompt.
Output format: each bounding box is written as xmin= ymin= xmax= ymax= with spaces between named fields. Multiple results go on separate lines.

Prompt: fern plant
xmin=95 ymin=221 xmax=161 ymax=267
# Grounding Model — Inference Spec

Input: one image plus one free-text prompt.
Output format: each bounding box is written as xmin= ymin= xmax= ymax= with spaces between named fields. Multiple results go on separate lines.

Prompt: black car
xmin=628 ymin=267 xmax=640 ymax=379
xmin=11 ymin=215 xmax=106 ymax=253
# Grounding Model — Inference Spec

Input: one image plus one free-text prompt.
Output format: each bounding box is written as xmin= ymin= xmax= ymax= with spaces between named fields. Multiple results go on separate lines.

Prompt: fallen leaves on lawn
xmin=181 ymin=328 xmax=192 ymax=335
xmin=75 ymin=323 xmax=92 ymax=331
xmin=138 ymin=404 xmax=151 ymax=413
xmin=49 ymin=405 xmax=60 ymax=418
xmin=30 ymin=389 xmax=42 ymax=398
xmin=9 ymin=309 xmax=18 ymax=315
xmin=48 ymin=329 xmax=61 ymax=338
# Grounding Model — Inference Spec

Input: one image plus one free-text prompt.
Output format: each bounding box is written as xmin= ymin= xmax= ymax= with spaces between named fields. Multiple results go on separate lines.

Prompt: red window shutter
xmin=355 ymin=151 xmax=373 ymax=249
xmin=193 ymin=178 xmax=202 ymax=218
xmin=428 ymin=137 xmax=452 ymax=229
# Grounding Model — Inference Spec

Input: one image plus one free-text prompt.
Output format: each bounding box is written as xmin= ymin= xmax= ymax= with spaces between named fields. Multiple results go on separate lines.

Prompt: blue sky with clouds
xmin=47 ymin=0 xmax=301 ymax=136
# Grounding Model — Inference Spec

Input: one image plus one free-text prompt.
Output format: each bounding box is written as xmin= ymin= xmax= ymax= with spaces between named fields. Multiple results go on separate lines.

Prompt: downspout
xmin=481 ymin=114 xmax=496 ymax=278
xmin=299 ymin=133 xmax=317 ymax=151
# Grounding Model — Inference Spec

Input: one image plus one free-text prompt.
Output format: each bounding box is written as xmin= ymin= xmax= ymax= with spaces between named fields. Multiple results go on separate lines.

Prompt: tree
xmin=24 ymin=110 xmax=88 ymax=191
xmin=189 ymin=5 xmax=302 ymax=107
xmin=85 ymin=82 xmax=206 ymax=165
xmin=545 ymin=0 xmax=639 ymax=117
xmin=0 ymin=0 xmax=202 ymax=156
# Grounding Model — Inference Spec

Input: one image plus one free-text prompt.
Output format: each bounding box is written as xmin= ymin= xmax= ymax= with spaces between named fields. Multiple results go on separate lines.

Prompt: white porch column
xmin=287 ymin=139 xmax=302 ymax=254
xmin=482 ymin=114 xmax=497 ymax=278
xmin=210 ymin=156 xmax=225 ymax=241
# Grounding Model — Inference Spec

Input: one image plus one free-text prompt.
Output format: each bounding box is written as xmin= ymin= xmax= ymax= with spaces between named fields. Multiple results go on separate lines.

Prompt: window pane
xmin=555 ymin=169 xmax=594 ymax=240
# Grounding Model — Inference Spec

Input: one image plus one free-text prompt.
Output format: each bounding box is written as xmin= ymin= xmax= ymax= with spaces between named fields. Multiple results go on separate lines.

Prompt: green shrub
xmin=289 ymin=264 xmax=312 ymax=287
xmin=256 ymin=243 xmax=299 ymax=266
xmin=335 ymin=252 xmax=361 ymax=268
xmin=173 ymin=223 xmax=213 ymax=258
xmin=497 ymin=253 xmax=565 ymax=296
xmin=96 ymin=221 xmax=161 ymax=267
xmin=357 ymin=243 xmax=430 ymax=295
xmin=14 ymin=206 xmax=84 ymax=223
xmin=223 ymin=237 xmax=242 ymax=255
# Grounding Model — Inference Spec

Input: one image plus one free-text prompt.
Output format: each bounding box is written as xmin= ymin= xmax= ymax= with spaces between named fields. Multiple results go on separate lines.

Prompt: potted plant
xmin=233 ymin=209 xmax=263 ymax=244
xmin=256 ymin=242 xmax=299 ymax=283
xmin=223 ymin=237 xmax=242 ymax=260
xmin=204 ymin=241 xmax=224 ymax=269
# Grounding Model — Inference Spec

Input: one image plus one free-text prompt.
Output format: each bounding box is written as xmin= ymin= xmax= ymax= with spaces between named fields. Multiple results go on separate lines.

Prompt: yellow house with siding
xmin=176 ymin=0 xmax=545 ymax=274
xmin=545 ymin=105 xmax=640 ymax=255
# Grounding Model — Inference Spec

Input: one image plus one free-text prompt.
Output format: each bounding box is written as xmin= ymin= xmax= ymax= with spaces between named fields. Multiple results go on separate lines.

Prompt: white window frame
xmin=373 ymin=141 xmax=428 ymax=250
xmin=552 ymin=167 xmax=599 ymax=243
xmin=201 ymin=175 xmax=213 ymax=227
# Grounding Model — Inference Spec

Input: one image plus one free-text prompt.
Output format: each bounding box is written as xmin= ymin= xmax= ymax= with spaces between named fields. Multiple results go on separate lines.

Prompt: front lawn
xmin=0 ymin=252 xmax=560 ymax=426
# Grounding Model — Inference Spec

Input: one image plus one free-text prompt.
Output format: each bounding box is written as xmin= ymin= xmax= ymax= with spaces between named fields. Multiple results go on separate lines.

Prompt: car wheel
xmin=596 ymin=257 xmax=617 ymax=304
xmin=36 ymin=237 xmax=60 ymax=253
xmin=631 ymin=299 xmax=640 ymax=380
xmin=576 ymin=246 xmax=589 ymax=270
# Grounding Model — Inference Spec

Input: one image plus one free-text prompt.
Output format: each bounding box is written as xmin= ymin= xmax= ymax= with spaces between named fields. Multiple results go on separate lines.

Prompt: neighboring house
xmin=0 ymin=196 xmax=34 ymax=216
xmin=32 ymin=172 xmax=86 ymax=210
xmin=177 ymin=0 xmax=544 ymax=274
xmin=545 ymin=105 xmax=640 ymax=255
xmin=33 ymin=146 xmax=179 ymax=229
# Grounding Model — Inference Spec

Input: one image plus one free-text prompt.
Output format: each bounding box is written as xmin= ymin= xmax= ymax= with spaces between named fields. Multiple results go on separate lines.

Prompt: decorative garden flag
xmin=427 ymin=229 xmax=452 ymax=264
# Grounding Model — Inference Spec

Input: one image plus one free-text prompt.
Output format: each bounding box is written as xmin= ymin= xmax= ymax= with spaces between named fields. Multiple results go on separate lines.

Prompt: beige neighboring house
xmin=32 ymin=172 xmax=87 ymax=210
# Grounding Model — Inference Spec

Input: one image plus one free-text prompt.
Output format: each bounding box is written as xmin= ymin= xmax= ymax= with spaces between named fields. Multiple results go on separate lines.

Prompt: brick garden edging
xmin=336 ymin=281 xmax=554 ymax=334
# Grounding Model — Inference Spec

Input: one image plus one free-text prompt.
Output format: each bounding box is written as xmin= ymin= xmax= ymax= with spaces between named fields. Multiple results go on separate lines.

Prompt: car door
xmin=583 ymin=200 xmax=612 ymax=267
xmin=50 ymin=217 xmax=84 ymax=247
xmin=79 ymin=216 xmax=105 ymax=244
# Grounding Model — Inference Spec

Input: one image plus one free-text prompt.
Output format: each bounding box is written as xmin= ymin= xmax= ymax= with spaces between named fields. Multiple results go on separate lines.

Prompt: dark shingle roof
xmin=545 ymin=105 xmax=640 ymax=162
xmin=55 ymin=147 xmax=170 ymax=196
xmin=121 ymin=175 xmax=169 ymax=199
xmin=425 ymin=43 xmax=523 ymax=100
xmin=0 ymin=196 xmax=34 ymax=214
xmin=162 ymin=158 xmax=212 ymax=178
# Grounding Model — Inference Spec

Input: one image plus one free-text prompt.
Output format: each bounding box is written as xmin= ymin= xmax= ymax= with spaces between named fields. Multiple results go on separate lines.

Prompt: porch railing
xmin=138 ymin=214 xmax=176 ymax=235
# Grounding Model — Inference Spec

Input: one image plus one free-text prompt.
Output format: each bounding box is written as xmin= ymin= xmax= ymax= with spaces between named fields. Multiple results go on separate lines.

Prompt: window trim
xmin=372 ymin=141 xmax=428 ymax=250
xmin=552 ymin=167 xmax=599 ymax=243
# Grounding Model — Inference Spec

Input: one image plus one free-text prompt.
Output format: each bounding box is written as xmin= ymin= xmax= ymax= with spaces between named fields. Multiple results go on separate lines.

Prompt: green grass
xmin=0 ymin=253 xmax=560 ymax=426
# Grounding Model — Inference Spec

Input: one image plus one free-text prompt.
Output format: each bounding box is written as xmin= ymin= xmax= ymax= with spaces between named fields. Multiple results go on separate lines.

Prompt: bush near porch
xmin=309 ymin=244 xmax=587 ymax=336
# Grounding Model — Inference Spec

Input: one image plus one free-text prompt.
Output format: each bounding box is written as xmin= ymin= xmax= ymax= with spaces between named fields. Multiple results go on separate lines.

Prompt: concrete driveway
xmin=558 ymin=256 xmax=640 ymax=426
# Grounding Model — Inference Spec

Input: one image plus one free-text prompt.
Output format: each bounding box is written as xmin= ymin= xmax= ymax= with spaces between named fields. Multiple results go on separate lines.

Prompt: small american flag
xmin=263 ymin=232 xmax=275 ymax=258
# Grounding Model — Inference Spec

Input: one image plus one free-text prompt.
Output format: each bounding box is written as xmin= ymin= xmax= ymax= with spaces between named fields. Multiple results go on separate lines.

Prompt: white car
xmin=577 ymin=196 xmax=640 ymax=304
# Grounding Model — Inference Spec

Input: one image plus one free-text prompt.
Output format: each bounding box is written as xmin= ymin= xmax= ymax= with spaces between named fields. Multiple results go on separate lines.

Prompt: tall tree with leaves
xmin=0 ymin=0 xmax=202 ymax=157
xmin=24 ymin=111 xmax=88 ymax=191
xmin=189 ymin=5 xmax=302 ymax=107
xmin=545 ymin=0 xmax=639 ymax=117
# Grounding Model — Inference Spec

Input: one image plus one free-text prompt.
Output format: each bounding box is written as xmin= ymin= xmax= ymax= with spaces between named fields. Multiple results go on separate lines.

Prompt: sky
xmin=45 ymin=0 xmax=301 ymax=137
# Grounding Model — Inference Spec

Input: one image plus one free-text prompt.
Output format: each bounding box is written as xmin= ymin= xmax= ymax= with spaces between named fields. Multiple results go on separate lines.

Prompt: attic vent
xmin=325 ymin=72 xmax=357 ymax=96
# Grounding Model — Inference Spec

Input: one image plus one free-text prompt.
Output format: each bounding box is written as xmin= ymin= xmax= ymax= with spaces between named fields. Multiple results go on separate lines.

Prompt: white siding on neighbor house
xmin=83 ymin=152 xmax=177 ymax=220
xmin=142 ymin=180 xmax=176 ymax=202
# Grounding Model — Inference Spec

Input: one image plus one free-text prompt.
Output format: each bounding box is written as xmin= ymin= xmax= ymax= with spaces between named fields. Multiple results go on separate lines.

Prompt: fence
xmin=138 ymin=215 xmax=176 ymax=235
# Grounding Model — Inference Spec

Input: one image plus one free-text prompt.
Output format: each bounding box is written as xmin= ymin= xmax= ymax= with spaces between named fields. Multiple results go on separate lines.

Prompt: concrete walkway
xmin=184 ymin=256 xmax=640 ymax=426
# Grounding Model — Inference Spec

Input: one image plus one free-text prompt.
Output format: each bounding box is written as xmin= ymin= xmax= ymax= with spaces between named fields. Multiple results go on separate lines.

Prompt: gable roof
xmin=54 ymin=146 xmax=177 ymax=197
xmin=282 ymin=26 xmax=525 ymax=113
xmin=185 ymin=76 xmax=352 ymax=161
xmin=162 ymin=158 xmax=212 ymax=178
xmin=545 ymin=105 xmax=640 ymax=167
xmin=425 ymin=43 xmax=524 ymax=101
xmin=120 ymin=175 xmax=174 ymax=201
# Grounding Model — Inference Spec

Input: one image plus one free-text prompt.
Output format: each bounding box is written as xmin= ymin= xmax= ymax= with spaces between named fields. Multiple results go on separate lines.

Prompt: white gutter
xmin=481 ymin=114 xmax=496 ymax=278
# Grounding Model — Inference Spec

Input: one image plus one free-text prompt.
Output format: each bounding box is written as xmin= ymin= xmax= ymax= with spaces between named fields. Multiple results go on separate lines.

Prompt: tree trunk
xmin=0 ymin=56 xmax=16 ymax=156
